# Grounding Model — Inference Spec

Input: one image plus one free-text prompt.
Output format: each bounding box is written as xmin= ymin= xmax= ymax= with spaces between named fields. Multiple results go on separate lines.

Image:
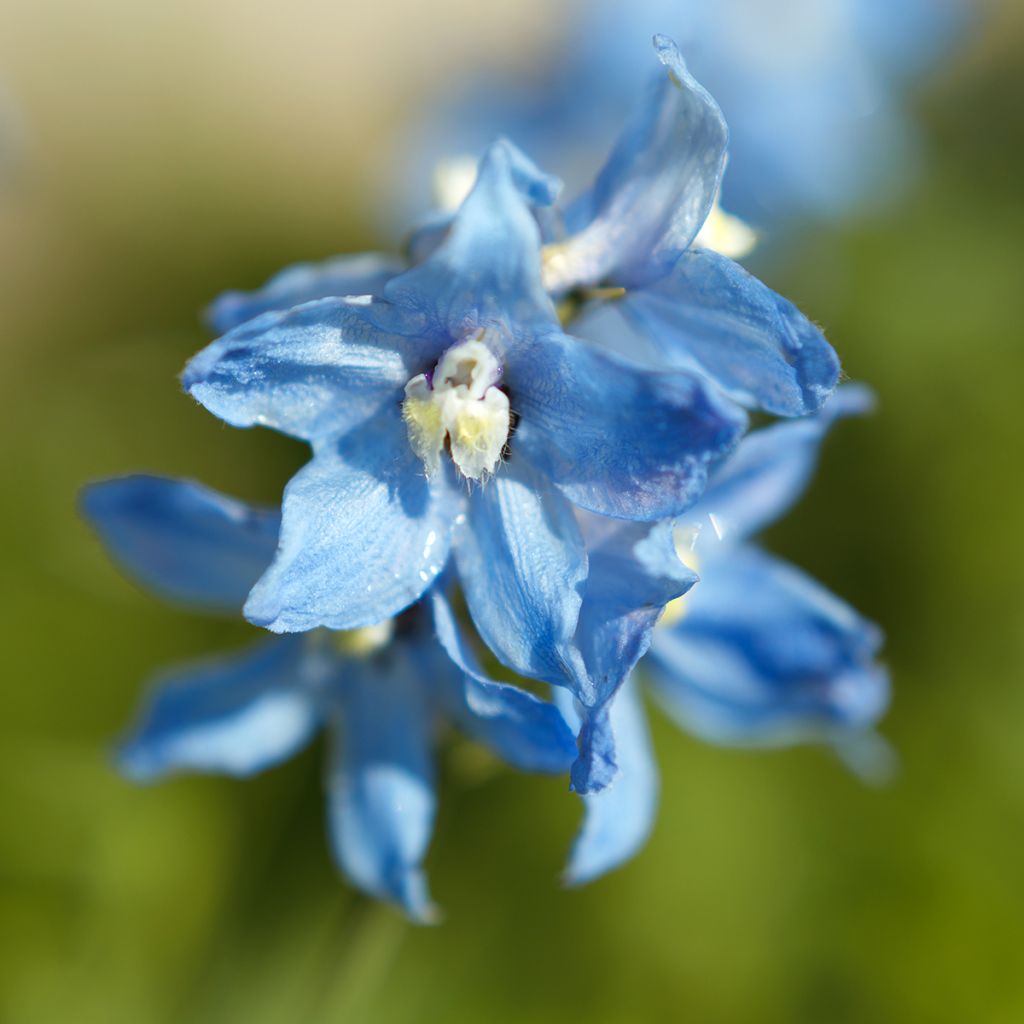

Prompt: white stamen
xmin=402 ymin=335 xmax=511 ymax=481
xmin=432 ymin=156 xmax=479 ymax=212
xmin=694 ymin=198 xmax=758 ymax=259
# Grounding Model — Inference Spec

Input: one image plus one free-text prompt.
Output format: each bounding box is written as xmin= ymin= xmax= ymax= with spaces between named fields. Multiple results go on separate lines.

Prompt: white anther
xmin=432 ymin=156 xmax=479 ymax=212
xmin=402 ymin=336 xmax=511 ymax=481
xmin=694 ymin=197 xmax=758 ymax=259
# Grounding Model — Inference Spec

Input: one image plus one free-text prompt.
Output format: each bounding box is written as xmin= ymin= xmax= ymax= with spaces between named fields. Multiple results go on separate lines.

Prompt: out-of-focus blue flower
xmin=81 ymin=474 xmax=577 ymax=921
xmin=562 ymin=387 xmax=890 ymax=883
xmin=405 ymin=0 xmax=968 ymax=228
xmin=183 ymin=134 xmax=751 ymax=790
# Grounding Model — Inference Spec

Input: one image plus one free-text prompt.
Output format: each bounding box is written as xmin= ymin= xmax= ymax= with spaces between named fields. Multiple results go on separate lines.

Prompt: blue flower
xmin=259 ymin=39 xmax=841 ymax=419
xmin=561 ymin=387 xmax=890 ymax=883
xmin=404 ymin=0 xmax=968 ymax=227
xmin=81 ymin=474 xmax=577 ymax=921
xmin=537 ymin=37 xmax=841 ymax=417
xmin=182 ymin=135 xmax=749 ymax=779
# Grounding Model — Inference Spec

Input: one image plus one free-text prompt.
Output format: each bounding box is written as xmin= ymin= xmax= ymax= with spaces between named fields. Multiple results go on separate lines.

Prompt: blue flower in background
xmin=81 ymin=475 xmax=577 ymax=920
xmin=184 ymin=133 xmax=751 ymax=790
xmin=403 ymin=0 xmax=968 ymax=229
xmin=561 ymin=387 xmax=890 ymax=883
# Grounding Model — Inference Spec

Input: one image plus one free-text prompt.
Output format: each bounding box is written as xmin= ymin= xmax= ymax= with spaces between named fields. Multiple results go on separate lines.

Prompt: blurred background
xmin=1 ymin=0 xmax=1022 ymax=1021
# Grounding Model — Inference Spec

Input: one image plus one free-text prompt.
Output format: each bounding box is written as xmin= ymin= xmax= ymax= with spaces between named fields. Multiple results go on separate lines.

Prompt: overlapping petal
xmin=453 ymin=455 xmax=589 ymax=693
xmin=620 ymin=248 xmax=840 ymax=415
xmin=81 ymin=475 xmax=279 ymax=612
xmin=429 ymin=589 xmax=577 ymax=774
xmin=568 ymin=517 xmax=696 ymax=793
xmin=385 ymin=139 xmax=560 ymax=334
xmin=206 ymin=253 xmax=405 ymax=335
xmin=687 ymin=385 xmax=873 ymax=550
xmin=547 ymin=36 xmax=728 ymax=293
xmin=647 ymin=546 xmax=889 ymax=746
xmin=327 ymin=654 xmax=437 ymax=922
xmin=576 ymin=516 xmax=697 ymax=705
xmin=512 ymin=329 xmax=747 ymax=521
xmin=184 ymin=297 xmax=438 ymax=442
xmin=118 ymin=636 xmax=320 ymax=780
xmin=557 ymin=679 xmax=659 ymax=885
xmin=244 ymin=412 xmax=460 ymax=632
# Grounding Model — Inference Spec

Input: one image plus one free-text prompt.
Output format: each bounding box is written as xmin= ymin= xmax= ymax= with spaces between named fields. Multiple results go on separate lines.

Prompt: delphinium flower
xmin=82 ymin=28 xmax=889 ymax=920
xmin=81 ymin=475 xmax=580 ymax=920
xmin=183 ymin=145 xmax=731 ymax=786
xmin=179 ymin=38 xmax=849 ymax=791
xmin=557 ymin=387 xmax=890 ymax=884
xmin=402 ymin=0 xmax=968 ymax=228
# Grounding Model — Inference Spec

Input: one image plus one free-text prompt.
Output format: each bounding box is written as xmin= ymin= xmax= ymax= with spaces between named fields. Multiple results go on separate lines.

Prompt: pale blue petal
xmin=621 ymin=248 xmax=841 ymax=415
xmin=206 ymin=253 xmax=405 ymax=334
xmin=244 ymin=412 xmax=460 ymax=633
xmin=183 ymin=296 xmax=439 ymax=443
xmin=576 ymin=516 xmax=697 ymax=706
xmin=81 ymin=475 xmax=279 ymax=613
xmin=686 ymin=385 xmax=874 ymax=551
xmin=557 ymin=679 xmax=659 ymax=886
xmin=429 ymin=588 xmax=576 ymax=774
xmin=648 ymin=546 xmax=889 ymax=747
xmin=118 ymin=636 xmax=320 ymax=780
xmin=568 ymin=517 xmax=696 ymax=793
xmin=453 ymin=455 xmax=589 ymax=695
xmin=570 ymin=702 xmax=617 ymax=795
xmin=550 ymin=35 xmax=727 ymax=292
xmin=326 ymin=653 xmax=437 ymax=922
xmin=385 ymin=138 xmax=560 ymax=333
xmin=512 ymin=329 xmax=747 ymax=521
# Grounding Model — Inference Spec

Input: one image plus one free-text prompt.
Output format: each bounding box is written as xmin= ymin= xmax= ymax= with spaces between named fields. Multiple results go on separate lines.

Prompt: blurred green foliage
xmin=1 ymin=4 xmax=1022 ymax=1022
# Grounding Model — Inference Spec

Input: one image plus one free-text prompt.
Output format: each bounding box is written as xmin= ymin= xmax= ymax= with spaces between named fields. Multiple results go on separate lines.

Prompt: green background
xmin=1 ymin=2 xmax=1022 ymax=1021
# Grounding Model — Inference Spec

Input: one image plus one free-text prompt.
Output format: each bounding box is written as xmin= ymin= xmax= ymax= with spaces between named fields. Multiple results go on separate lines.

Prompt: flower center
xmin=402 ymin=335 xmax=511 ymax=480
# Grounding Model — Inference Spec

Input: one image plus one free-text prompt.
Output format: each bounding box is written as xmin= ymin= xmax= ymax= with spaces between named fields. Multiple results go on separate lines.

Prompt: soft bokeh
xmin=1 ymin=1 xmax=1022 ymax=1021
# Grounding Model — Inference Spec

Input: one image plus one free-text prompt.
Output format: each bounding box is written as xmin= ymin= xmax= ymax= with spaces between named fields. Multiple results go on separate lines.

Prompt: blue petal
xmin=577 ymin=516 xmax=697 ymax=706
xmin=385 ymin=138 xmax=560 ymax=333
xmin=568 ymin=517 xmax=697 ymax=793
xmin=206 ymin=253 xmax=405 ymax=334
xmin=81 ymin=475 xmax=279 ymax=613
xmin=647 ymin=546 xmax=889 ymax=748
xmin=686 ymin=385 xmax=874 ymax=549
xmin=621 ymin=248 xmax=841 ymax=415
xmin=118 ymin=636 xmax=320 ymax=780
xmin=556 ymin=678 xmax=659 ymax=886
xmin=326 ymin=652 xmax=437 ymax=922
xmin=453 ymin=454 xmax=589 ymax=694
xmin=184 ymin=296 xmax=439 ymax=443
xmin=511 ymin=329 xmax=747 ymax=521
xmin=429 ymin=588 xmax=576 ymax=774
xmin=549 ymin=35 xmax=727 ymax=292
xmin=569 ymin=702 xmax=616 ymax=795
xmin=244 ymin=411 xmax=460 ymax=633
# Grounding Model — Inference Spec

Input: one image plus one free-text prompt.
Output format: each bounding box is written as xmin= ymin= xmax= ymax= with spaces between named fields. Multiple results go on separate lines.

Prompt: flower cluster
xmin=83 ymin=38 xmax=888 ymax=919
